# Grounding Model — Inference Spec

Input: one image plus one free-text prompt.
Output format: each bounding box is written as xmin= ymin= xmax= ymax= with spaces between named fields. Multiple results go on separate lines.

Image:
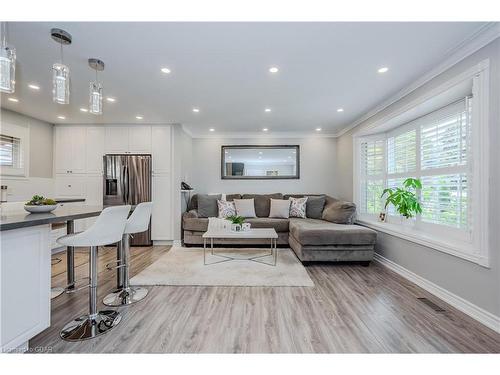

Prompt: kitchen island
xmin=0 ymin=204 xmax=103 ymax=352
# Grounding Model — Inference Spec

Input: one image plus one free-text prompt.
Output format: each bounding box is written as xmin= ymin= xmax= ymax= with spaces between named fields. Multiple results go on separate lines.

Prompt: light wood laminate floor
xmin=30 ymin=246 xmax=500 ymax=353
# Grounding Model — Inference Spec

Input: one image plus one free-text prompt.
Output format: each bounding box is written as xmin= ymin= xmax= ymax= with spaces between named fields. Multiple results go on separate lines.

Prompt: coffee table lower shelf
xmin=202 ymin=229 xmax=278 ymax=266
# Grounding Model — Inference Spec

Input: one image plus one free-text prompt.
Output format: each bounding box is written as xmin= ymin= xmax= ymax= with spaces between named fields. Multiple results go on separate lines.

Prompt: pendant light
xmin=88 ymin=58 xmax=104 ymax=115
xmin=51 ymin=28 xmax=72 ymax=104
xmin=0 ymin=22 xmax=16 ymax=94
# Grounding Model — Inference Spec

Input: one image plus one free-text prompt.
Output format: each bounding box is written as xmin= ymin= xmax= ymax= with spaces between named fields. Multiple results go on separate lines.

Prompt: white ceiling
xmin=0 ymin=22 xmax=488 ymax=136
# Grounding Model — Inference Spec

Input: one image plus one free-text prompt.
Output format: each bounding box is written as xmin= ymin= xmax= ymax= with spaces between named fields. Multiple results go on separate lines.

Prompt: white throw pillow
xmin=217 ymin=199 xmax=236 ymax=218
xmin=269 ymin=198 xmax=291 ymax=218
xmin=233 ymin=199 xmax=257 ymax=218
xmin=289 ymin=197 xmax=308 ymax=218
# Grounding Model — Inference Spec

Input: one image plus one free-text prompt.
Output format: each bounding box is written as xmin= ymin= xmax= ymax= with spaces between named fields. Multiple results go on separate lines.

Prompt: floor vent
xmin=418 ymin=297 xmax=446 ymax=312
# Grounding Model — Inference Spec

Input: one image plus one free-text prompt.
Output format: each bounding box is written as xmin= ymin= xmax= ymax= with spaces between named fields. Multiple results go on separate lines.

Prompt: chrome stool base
xmin=103 ymin=287 xmax=148 ymax=307
xmin=51 ymin=287 xmax=65 ymax=299
xmin=60 ymin=310 xmax=121 ymax=341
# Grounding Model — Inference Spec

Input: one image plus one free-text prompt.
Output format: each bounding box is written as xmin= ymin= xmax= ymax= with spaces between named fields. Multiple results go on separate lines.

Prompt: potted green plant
xmin=381 ymin=178 xmax=422 ymax=224
xmin=24 ymin=195 xmax=58 ymax=213
xmin=227 ymin=215 xmax=245 ymax=232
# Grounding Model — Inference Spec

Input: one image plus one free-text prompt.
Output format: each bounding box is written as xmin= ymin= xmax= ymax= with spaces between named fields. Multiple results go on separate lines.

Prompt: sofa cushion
xmin=289 ymin=218 xmax=376 ymax=246
xmin=269 ymin=198 xmax=291 ymax=218
xmin=305 ymin=195 xmax=326 ymax=219
xmin=234 ymin=199 xmax=257 ymax=218
xmin=183 ymin=217 xmax=209 ymax=232
xmin=245 ymin=218 xmax=290 ymax=232
xmin=217 ymin=199 xmax=236 ymax=218
xmin=197 ymin=194 xmax=222 ymax=217
xmin=188 ymin=193 xmax=241 ymax=211
xmin=242 ymin=193 xmax=283 ymax=217
xmin=289 ymin=197 xmax=307 ymax=218
xmin=321 ymin=196 xmax=356 ymax=224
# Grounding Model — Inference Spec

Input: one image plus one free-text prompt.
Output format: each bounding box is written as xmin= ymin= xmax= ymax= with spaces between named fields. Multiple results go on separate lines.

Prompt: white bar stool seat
xmin=103 ymin=202 xmax=153 ymax=307
xmin=57 ymin=205 xmax=131 ymax=342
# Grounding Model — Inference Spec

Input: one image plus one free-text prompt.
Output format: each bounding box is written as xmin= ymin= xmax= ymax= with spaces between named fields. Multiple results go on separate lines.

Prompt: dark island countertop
xmin=0 ymin=205 xmax=103 ymax=231
xmin=54 ymin=198 xmax=86 ymax=203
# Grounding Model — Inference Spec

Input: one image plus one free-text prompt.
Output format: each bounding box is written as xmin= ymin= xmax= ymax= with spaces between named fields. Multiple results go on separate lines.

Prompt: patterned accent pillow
xmin=217 ymin=199 xmax=236 ymax=218
xmin=289 ymin=197 xmax=308 ymax=218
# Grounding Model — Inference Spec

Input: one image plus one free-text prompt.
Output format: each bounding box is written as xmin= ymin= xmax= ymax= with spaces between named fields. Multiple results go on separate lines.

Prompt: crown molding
xmin=186 ymin=129 xmax=337 ymax=139
xmin=334 ymin=22 xmax=500 ymax=138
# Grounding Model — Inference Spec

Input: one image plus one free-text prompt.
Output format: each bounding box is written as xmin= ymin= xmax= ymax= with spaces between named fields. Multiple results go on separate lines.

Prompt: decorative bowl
xmin=24 ymin=204 xmax=58 ymax=213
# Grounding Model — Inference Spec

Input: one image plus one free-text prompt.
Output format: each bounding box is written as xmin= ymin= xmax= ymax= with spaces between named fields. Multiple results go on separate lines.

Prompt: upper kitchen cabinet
xmin=105 ymin=126 xmax=130 ymax=153
xmin=151 ymin=125 xmax=171 ymax=174
xmin=105 ymin=125 xmax=152 ymax=154
xmin=54 ymin=126 xmax=87 ymax=174
xmin=86 ymin=127 xmax=105 ymax=174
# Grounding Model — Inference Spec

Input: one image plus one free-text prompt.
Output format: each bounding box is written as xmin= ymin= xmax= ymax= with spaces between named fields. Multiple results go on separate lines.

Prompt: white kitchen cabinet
xmin=54 ymin=126 xmax=87 ymax=174
xmin=129 ymin=126 xmax=151 ymax=154
xmin=151 ymin=174 xmax=172 ymax=240
xmin=105 ymin=126 xmax=151 ymax=154
xmin=151 ymin=125 xmax=171 ymax=173
xmin=84 ymin=175 xmax=103 ymax=206
xmin=54 ymin=175 xmax=86 ymax=198
xmin=1 ymin=225 xmax=50 ymax=352
xmin=105 ymin=126 xmax=129 ymax=153
xmin=86 ymin=127 xmax=105 ymax=173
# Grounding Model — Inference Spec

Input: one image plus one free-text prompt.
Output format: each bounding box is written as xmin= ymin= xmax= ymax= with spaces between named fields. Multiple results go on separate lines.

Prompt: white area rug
xmin=130 ymin=247 xmax=314 ymax=287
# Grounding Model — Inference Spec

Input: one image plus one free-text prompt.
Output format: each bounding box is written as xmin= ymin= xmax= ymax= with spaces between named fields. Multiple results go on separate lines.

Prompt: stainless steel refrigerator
xmin=103 ymin=154 xmax=152 ymax=246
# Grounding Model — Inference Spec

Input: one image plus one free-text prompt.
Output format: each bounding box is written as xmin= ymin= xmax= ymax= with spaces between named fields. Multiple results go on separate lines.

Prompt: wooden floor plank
xmin=29 ymin=246 xmax=500 ymax=353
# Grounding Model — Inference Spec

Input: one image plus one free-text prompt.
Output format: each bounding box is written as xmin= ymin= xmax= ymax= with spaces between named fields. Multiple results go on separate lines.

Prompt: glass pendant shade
xmin=89 ymin=81 xmax=102 ymax=115
xmin=52 ymin=63 xmax=70 ymax=104
xmin=0 ymin=45 xmax=16 ymax=94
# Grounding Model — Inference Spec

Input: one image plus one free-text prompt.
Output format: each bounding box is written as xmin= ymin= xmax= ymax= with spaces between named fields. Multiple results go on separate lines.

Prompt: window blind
xmin=387 ymin=129 xmax=416 ymax=174
xmin=0 ymin=134 xmax=20 ymax=167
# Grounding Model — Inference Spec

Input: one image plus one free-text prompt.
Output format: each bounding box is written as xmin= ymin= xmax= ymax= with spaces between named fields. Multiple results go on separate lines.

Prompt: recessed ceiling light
xmin=161 ymin=67 xmax=171 ymax=74
xmin=80 ymin=108 xmax=88 ymax=112
xmin=316 ymin=128 xmax=322 ymax=131
xmin=8 ymin=97 xmax=18 ymax=102
xmin=264 ymin=108 xmax=271 ymax=113
xmin=106 ymin=97 xmax=116 ymax=103
xmin=135 ymin=115 xmax=143 ymax=120
xmin=192 ymin=108 xmax=200 ymax=113
xmin=262 ymin=128 xmax=268 ymax=132
xmin=378 ymin=67 xmax=389 ymax=73
xmin=269 ymin=66 xmax=279 ymax=73
xmin=337 ymin=108 xmax=344 ymax=112
xmin=209 ymin=128 xmax=215 ymax=132
xmin=57 ymin=115 xmax=66 ymax=120
xmin=259 ymin=151 xmax=263 ymax=154
xmin=28 ymin=84 xmax=40 ymax=90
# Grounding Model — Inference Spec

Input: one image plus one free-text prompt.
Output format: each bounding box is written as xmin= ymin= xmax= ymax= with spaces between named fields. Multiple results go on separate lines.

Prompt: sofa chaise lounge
xmin=182 ymin=193 xmax=377 ymax=264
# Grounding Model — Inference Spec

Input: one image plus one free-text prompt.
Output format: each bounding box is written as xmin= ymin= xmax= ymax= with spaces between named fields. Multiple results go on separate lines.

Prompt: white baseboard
xmin=374 ymin=253 xmax=500 ymax=333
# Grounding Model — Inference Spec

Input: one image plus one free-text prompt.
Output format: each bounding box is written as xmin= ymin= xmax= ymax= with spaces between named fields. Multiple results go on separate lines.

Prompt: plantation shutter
xmin=359 ymin=139 xmax=385 ymax=214
xmin=0 ymin=134 xmax=21 ymax=167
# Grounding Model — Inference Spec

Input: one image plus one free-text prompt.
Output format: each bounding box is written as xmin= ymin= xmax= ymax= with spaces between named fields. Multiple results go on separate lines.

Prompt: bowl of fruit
xmin=24 ymin=195 xmax=58 ymax=213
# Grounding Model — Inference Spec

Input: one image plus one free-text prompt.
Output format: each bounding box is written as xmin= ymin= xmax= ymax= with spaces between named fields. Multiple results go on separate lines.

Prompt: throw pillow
xmin=197 ymin=194 xmax=222 ymax=217
xmin=234 ymin=199 xmax=257 ymax=218
xmin=217 ymin=199 xmax=236 ymax=218
xmin=289 ymin=197 xmax=308 ymax=218
xmin=305 ymin=195 xmax=326 ymax=219
xmin=269 ymin=198 xmax=291 ymax=218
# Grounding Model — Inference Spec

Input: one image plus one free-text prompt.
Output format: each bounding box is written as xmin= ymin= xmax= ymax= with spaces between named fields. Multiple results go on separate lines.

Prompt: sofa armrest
xmin=322 ymin=200 xmax=357 ymax=224
xmin=183 ymin=209 xmax=199 ymax=220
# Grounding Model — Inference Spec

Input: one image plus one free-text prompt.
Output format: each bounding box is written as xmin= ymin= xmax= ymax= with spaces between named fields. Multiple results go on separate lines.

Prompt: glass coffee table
xmin=202 ymin=228 xmax=278 ymax=266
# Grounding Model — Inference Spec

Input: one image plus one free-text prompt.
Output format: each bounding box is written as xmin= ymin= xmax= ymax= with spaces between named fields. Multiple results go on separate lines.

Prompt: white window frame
xmin=353 ymin=59 xmax=490 ymax=267
xmin=0 ymin=122 xmax=30 ymax=178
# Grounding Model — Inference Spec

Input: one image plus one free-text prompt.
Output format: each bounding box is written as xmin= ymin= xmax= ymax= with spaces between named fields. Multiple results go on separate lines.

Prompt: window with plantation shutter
xmin=0 ymin=134 xmax=21 ymax=168
xmin=354 ymin=62 xmax=489 ymax=266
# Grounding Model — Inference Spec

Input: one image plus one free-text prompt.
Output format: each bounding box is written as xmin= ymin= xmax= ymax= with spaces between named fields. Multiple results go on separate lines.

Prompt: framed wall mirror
xmin=221 ymin=145 xmax=300 ymax=180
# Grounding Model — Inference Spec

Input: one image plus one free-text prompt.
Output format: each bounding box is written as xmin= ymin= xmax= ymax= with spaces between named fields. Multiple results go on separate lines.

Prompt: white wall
xmin=190 ymin=136 xmax=337 ymax=196
xmin=0 ymin=109 xmax=54 ymax=201
xmin=336 ymin=38 xmax=500 ymax=319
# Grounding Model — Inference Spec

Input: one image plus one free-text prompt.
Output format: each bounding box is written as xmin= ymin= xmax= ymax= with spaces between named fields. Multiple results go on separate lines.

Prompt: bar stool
xmin=56 ymin=205 xmax=131 ymax=341
xmin=103 ymin=202 xmax=153 ymax=307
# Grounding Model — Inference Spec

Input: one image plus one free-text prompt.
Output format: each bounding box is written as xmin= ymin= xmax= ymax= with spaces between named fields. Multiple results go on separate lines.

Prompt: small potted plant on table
xmin=227 ymin=215 xmax=245 ymax=232
xmin=24 ymin=195 xmax=58 ymax=213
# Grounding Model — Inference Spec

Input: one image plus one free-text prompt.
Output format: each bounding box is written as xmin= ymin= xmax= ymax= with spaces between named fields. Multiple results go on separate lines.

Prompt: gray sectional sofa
xmin=182 ymin=193 xmax=377 ymax=265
